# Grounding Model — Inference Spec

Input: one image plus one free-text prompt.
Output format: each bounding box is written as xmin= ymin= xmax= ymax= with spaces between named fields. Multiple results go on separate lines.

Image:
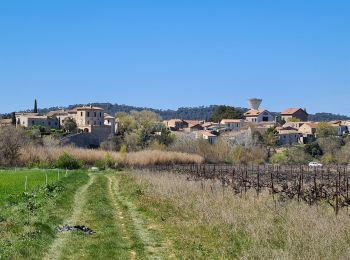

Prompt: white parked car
xmin=308 ymin=162 xmax=323 ymax=167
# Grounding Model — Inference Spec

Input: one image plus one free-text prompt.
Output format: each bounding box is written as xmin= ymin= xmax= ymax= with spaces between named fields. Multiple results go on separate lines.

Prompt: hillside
xmin=2 ymin=103 xmax=350 ymax=121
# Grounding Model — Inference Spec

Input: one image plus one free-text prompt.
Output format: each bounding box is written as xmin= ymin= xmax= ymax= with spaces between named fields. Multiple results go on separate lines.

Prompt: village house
xmin=276 ymin=126 xmax=303 ymax=145
xmin=244 ymin=99 xmax=274 ymax=123
xmin=15 ymin=105 xmax=117 ymax=148
xmin=47 ymin=109 xmax=77 ymax=126
xmin=244 ymin=109 xmax=274 ymax=123
xmin=104 ymin=113 xmax=117 ymax=134
xmin=220 ymin=119 xmax=244 ymax=131
xmin=194 ymin=131 xmax=218 ymax=144
xmin=283 ymin=121 xmax=306 ymax=129
xmin=280 ymin=108 xmax=308 ymax=122
xmin=329 ymin=121 xmax=349 ymax=136
xmin=16 ymin=113 xmax=59 ymax=129
xmin=184 ymin=123 xmax=204 ymax=132
xmin=298 ymin=122 xmax=317 ymax=135
xmin=163 ymin=119 xmax=188 ymax=131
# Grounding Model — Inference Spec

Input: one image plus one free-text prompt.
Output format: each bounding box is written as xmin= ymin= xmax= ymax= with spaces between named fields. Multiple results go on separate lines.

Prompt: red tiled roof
xmin=244 ymin=109 xmax=267 ymax=117
xmin=184 ymin=120 xmax=203 ymax=125
xmin=202 ymin=131 xmax=217 ymax=137
xmin=281 ymin=108 xmax=305 ymax=115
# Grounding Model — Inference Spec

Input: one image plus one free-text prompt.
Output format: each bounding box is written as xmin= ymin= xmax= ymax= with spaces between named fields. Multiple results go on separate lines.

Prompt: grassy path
xmin=43 ymin=174 xmax=96 ymax=260
xmin=44 ymin=172 xmax=167 ymax=260
xmin=107 ymin=174 xmax=166 ymax=259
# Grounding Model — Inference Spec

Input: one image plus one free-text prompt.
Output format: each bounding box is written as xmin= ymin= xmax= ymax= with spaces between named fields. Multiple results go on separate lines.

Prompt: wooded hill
xmin=3 ymin=103 xmax=350 ymax=122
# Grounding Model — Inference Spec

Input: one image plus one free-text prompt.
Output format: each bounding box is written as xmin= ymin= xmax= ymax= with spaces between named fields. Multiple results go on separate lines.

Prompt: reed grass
xmin=19 ymin=146 xmax=204 ymax=167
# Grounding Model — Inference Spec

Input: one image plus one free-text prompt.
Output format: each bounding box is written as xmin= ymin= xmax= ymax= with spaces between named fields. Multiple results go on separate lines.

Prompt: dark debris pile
xmin=56 ymin=225 xmax=96 ymax=235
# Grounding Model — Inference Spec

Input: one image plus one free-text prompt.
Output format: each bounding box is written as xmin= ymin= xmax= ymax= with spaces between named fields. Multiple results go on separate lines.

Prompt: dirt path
xmin=43 ymin=172 xmax=166 ymax=259
xmin=107 ymin=174 xmax=165 ymax=259
xmin=43 ymin=174 xmax=96 ymax=260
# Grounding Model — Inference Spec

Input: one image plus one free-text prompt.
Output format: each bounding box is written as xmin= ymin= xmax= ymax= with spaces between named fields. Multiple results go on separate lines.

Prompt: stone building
xmin=280 ymin=108 xmax=308 ymax=122
xmin=16 ymin=113 xmax=59 ymax=129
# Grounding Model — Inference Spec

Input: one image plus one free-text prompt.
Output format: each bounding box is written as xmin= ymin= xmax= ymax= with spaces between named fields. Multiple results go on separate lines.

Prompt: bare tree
xmin=0 ymin=126 xmax=27 ymax=166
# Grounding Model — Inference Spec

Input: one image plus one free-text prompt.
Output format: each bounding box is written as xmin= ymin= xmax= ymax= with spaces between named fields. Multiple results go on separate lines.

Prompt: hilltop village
xmin=164 ymin=99 xmax=350 ymax=146
xmin=1 ymin=98 xmax=349 ymax=149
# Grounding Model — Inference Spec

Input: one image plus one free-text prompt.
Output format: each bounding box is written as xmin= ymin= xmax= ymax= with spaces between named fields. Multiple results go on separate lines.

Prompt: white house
xmin=220 ymin=119 xmax=244 ymax=131
xmin=244 ymin=109 xmax=274 ymax=123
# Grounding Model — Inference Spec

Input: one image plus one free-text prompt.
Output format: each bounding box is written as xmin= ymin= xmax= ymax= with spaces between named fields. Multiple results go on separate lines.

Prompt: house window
xmin=108 ymin=120 xmax=110 ymax=123
xmin=87 ymin=112 xmax=90 ymax=117
xmin=94 ymin=112 xmax=96 ymax=117
xmin=81 ymin=112 xmax=83 ymax=116
xmin=100 ymin=112 xmax=102 ymax=117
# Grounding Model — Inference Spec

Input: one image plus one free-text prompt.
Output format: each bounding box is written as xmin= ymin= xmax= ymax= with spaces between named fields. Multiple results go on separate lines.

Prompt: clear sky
xmin=0 ymin=1 xmax=349 ymax=114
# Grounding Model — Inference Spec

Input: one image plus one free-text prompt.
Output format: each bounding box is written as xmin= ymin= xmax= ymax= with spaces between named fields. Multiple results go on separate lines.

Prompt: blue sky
xmin=0 ymin=1 xmax=349 ymax=114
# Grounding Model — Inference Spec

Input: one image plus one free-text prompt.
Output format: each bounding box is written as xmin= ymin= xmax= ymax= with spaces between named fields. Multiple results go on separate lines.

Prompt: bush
xmin=55 ymin=153 xmax=82 ymax=169
xmin=270 ymin=151 xmax=289 ymax=164
xmin=93 ymin=153 xmax=115 ymax=170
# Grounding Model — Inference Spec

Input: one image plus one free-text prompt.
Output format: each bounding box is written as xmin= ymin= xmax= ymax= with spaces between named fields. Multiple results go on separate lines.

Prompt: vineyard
xmin=137 ymin=164 xmax=350 ymax=214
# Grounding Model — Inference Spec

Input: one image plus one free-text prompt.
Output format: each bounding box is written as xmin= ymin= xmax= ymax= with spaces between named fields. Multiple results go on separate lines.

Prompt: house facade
xmin=244 ymin=109 xmax=274 ymax=123
xmin=16 ymin=113 xmax=59 ymax=129
xmin=281 ymin=108 xmax=308 ymax=122
xmin=163 ymin=119 xmax=188 ymax=131
xmin=194 ymin=131 xmax=218 ymax=144
xmin=277 ymin=127 xmax=302 ymax=145
xmin=220 ymin=119 xmax=244 ymax=131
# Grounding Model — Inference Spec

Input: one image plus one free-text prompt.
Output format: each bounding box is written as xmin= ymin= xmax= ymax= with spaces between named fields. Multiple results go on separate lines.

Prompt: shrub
xmin=93 ymin=153 xmax=115 ymax=170
xmin=55 ymin=153 xmax=82 ymax=169
xmin=270 ymin=151 xmax=289 ymax=164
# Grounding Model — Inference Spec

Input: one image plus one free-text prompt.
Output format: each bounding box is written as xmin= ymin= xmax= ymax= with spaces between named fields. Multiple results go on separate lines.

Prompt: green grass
xmin=0 ymin=169 xmax=67 ymax=200
xmin=0 ymin=169 xmax=89 ymax=259
xmin=57 ymin=174 xmax=132 ymax=259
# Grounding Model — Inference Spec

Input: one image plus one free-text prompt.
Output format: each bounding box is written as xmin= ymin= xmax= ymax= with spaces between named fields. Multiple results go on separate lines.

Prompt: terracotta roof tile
xmin=281 ymin=108 xmax=306 ymax=115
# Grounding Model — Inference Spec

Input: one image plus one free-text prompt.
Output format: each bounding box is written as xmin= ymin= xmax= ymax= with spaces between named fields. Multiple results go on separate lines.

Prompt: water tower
xmin=248 ymin=98 xmax=262 ymax=110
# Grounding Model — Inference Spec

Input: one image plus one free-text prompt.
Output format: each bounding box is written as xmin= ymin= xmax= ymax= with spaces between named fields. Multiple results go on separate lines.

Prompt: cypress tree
xmin=11 ymin=112 xmax=16 ymax=125
xmin=34 ymin=99 xmax=38 ymax=113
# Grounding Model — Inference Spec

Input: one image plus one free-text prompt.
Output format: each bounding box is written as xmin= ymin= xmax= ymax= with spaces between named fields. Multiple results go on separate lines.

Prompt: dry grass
xmin=125 ymin=170 xmax=350 ymax=259
xmin=19 ymin=146 xmax=204 ymax=166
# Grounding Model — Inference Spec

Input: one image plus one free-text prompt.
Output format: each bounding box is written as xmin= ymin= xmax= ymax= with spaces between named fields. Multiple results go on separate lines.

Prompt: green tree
xmin=289 ymin=117 xmax=301 ymax=122
xmin=63 ymin=118 xmax=77 ymax=133
xmin=263 ymin=127 xmax=279 ymax=147
xmin=304 ymin=141 xmax=323 ymax=158
xmin=210 ymin=105 xmax=244 ymax=122
xmin=116 ymin=110 xmax=175 ymax=150
xmin=11 ymin=112 xmax=16 ymax=125
xmin=316 ymin=122 xmax=337 ymax=138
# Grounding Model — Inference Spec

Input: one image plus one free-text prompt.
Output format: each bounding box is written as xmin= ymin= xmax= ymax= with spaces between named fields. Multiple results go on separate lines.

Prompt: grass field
xmin=2 ymin=168 xmax=350 ymax=259
xmin=0 ymin=169 xmax=67 ymax=200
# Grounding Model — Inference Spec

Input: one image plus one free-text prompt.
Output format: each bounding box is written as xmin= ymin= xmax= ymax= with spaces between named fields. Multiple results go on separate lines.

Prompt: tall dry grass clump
xmin=127 ymin=170 xmax=350 ymax=259
xmin=19 ymin=146 xmax=204 ymax=166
